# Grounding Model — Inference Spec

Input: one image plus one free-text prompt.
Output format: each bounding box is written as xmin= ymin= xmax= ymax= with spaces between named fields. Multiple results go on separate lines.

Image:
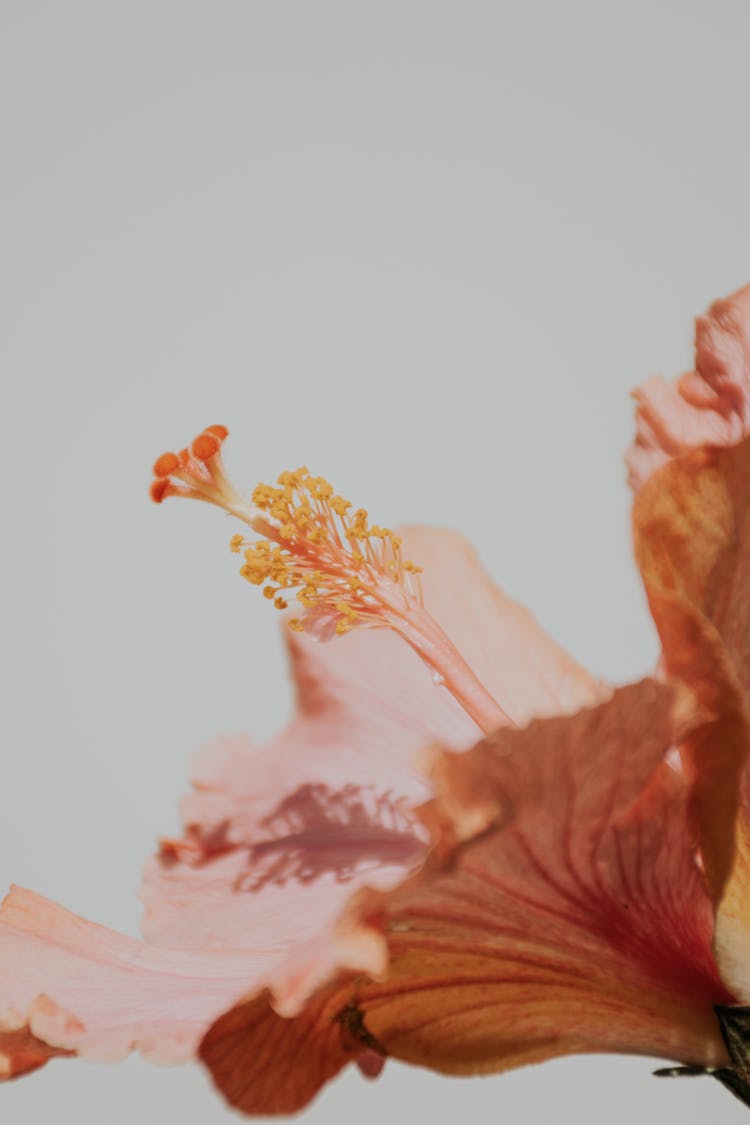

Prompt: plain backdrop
xmin=3 ymin=1 xmax=750 ymax=1121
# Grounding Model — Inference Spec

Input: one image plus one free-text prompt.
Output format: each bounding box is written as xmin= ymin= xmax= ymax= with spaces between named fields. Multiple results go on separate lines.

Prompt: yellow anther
xmin=332 ymin=496 xmax=351 ymax=517
xmin=230 ymin=533 xmax=245 ymax=553
xmin=252 ymin=484 xmax=276 ymax=509
xmin=249 ymin=541 xmax=270 ymax=557
xmin=288 ymin=618 xmax=304 ymax=632
xmin=240 ymin=565 xmax=265 ymax=585
xmin=233 ymin=465 xmax=426 ymax=640
xmin=349 ymin=508 xmax=369 ymax=537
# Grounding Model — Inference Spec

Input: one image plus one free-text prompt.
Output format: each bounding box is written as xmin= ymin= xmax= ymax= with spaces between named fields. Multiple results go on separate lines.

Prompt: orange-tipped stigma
xmin=191 ymin=432 xmax=221 ymax=461
xmin=150 ymin=478 xmax=171 ymax=504
xmin=149 ymin=426 xmax=254 ymax=520
xmin=153 ymin=452 xmax=181 ymax=478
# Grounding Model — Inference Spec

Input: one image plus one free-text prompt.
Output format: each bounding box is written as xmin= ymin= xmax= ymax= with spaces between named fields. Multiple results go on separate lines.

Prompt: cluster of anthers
xmin=151 ymin=425 xmax=512 ymax=732
xmin=238 ymin=470 xmax=425 ymax=637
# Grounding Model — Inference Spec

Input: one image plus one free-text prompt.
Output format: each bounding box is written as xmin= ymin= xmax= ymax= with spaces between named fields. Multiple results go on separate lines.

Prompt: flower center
xmin=151 ymin=426 xmax=514 ymax=733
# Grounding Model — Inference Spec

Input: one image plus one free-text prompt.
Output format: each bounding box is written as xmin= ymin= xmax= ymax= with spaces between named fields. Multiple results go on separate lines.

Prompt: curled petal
xmin=0 ymin=1022 xmax=70 ymax=1080
xmin=628 ymin=284 xmax=750 ymax=491
xmin=200 ymin=985 xmax=368 ymax=1116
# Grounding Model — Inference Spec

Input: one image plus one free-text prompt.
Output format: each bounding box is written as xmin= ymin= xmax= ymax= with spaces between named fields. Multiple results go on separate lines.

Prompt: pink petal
xmin=627 ymin=283 xmax=750 ymax=491
xmin=139 ymin=640 xmax=447 ymax=992
xmin=142 ymin=749 xmax=428 ymax=1016
xmin=0 ymin=886 xmax=265 ymax=1069
xmin=0 ymin=884 xmax=390 ymax=1076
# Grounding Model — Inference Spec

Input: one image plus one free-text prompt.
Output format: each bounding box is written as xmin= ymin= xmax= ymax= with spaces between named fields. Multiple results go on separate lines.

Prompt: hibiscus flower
xmin=3 ymin=285 xmax=750 ymax=1116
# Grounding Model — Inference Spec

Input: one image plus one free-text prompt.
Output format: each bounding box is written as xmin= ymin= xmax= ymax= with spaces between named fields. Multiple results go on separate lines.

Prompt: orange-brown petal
xmin=633 ymin=437 xmax=750 ymax=997
xmin=200 ymin=984 xmax=368 ymax=1116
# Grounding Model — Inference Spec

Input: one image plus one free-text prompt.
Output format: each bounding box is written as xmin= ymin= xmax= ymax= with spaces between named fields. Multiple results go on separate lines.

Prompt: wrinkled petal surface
xmin=628 ymin=284 xmax=750 ymax=491
xmin=634 ymin=435 xmax=750 ymax=1001
xmin=0 ymin=886 xmax=276 ymax=1071
xmin=201 ymin=681 xmax=730 ymax=1116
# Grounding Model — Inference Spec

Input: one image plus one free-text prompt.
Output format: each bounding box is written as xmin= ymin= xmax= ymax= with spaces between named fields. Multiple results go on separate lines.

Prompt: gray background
xmin=3 ymin=1 xmax=750 ymax=1121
